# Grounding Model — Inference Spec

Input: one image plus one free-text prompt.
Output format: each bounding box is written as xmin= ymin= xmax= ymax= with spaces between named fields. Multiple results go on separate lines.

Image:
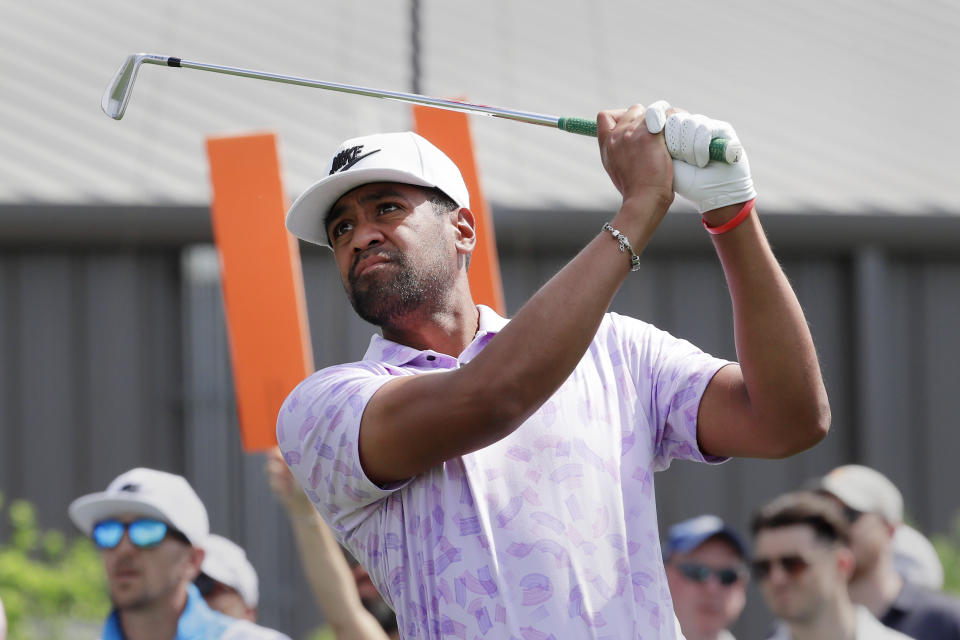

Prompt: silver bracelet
xmin=602 ymin=223 xmax=641 ymax=272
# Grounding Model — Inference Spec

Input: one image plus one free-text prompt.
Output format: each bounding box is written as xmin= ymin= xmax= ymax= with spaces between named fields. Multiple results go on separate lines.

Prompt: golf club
xmin=102 ymin=53 xmax=741 ymax=164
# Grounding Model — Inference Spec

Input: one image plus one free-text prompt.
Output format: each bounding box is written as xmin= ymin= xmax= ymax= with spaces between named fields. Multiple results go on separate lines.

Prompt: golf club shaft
xmin=103 ymin=54 xmax=739 ymax=163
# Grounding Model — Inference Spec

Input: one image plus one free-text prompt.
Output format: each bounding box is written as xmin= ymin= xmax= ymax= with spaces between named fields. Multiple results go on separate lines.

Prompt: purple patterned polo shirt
xmin=278 ymin=306 xmax=731 ymax=639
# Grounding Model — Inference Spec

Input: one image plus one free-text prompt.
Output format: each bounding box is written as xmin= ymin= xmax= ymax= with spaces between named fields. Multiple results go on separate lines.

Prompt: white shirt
xmin=767 ymin=605 xmax=915 ymax=639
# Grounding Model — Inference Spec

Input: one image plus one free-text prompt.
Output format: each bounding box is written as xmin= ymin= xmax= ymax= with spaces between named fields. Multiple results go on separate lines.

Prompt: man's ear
xmin=186 ymin=546 xmax=205 ymax=581
xmin=837 ymin=546 xmax=855 ymax=581
xmin=453 ymin=207 xmax=477 ymax=255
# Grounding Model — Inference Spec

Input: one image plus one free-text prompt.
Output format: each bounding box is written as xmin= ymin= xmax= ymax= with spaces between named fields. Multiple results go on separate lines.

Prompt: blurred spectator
xmin=818 ymin=464 xmax=960 ymax=639
xmin=0 ymin=594 xmax=6 ymax=640
xmin=68 ymin=467 xmax=290 ymax=640
xmin=893 ymin=524 xmax=945 ymax=591
xmin=197 ymin=534 xmax=260 ymax=622
xmin=751 ymin=491 xmax=911 ymax=639
xmin=664 ymin=515 xmax=749 ymax=640
xmin=266 ymin=448 xmax=395 ymax=640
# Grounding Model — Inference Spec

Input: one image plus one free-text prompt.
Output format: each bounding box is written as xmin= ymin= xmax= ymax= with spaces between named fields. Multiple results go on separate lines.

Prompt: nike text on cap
xmin=285 ymin=131 xmax=470 ymax=248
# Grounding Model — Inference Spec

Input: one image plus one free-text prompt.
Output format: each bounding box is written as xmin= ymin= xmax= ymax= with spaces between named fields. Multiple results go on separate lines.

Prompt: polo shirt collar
xmin=362 ymin=305 xmax=508 ymax=366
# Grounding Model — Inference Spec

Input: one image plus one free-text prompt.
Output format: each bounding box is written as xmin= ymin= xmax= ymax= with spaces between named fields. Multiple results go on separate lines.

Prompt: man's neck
xmin=786 ymin=598 xmax=857 ymax=640
xmin=848 ymin=558 xmax=903 ymax=618
xmin=380 ymin=294 xmax=480 ymax=356
xmin=117 ymin=587 xmax=188 ymax=640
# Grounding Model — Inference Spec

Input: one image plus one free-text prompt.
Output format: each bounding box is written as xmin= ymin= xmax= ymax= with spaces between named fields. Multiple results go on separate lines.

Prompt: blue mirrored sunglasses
xmin=92 ymin=518 xmax=170 ymax=549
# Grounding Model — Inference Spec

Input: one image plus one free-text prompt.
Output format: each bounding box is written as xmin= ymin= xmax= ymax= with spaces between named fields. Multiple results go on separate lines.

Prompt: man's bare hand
xmin=266 ymin=447 xmax=314 ymax=516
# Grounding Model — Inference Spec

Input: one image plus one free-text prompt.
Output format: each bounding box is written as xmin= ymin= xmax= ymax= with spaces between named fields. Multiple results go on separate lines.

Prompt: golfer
xmin=278 ymin=102 xmax=830 ymax=638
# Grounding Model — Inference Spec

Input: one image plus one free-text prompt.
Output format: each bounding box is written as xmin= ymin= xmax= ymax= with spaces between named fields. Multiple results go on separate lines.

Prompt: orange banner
xmin=413 ymin=107 xmax=506 ymax=315
xmin=206 ymin=132 xmax=314 ymax=452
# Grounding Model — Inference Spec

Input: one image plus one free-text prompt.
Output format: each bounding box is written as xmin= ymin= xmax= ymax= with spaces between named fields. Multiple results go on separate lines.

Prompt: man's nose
xmin=111 ymin=530 xmax=137 ymax=555
xmin=350 ymin=220 xmax=385 ymax=252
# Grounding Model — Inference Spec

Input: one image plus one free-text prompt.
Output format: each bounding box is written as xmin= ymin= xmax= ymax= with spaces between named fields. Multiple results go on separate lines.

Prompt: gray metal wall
xmin=2 ymin=205 xmax=959 ymax=638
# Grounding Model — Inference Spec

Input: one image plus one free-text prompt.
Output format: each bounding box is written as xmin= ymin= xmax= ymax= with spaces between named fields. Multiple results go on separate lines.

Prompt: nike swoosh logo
xmin=334 ymin=149 xmax=381 ymax=173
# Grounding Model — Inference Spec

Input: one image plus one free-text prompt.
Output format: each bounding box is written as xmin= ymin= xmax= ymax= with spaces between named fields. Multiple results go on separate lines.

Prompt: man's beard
xmin=347 ymin=248 xmax=453 ymax=328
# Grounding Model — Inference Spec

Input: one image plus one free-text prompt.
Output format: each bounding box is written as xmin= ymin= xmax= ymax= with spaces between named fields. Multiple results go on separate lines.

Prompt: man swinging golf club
xmin=278 ymin=101 xmax=831 ymax=638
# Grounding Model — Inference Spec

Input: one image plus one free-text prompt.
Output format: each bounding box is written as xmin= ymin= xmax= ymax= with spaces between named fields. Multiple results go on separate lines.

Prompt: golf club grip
xmin=557 ymin=117 xmax=739 ymax=164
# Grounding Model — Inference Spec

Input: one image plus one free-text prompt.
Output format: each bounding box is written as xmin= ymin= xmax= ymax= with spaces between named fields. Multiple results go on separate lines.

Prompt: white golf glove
xmin=645 ymin=100 xmax=757 ymax=213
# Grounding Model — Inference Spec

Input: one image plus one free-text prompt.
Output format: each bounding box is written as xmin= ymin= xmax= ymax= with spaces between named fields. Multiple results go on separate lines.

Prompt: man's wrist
xmin=620 ymin=191 xmax=673 ymax=217
xmin=610 ymin=193 xmax=672 ymax=243
xmin=701 ymin=201 xmax=748 ymax=227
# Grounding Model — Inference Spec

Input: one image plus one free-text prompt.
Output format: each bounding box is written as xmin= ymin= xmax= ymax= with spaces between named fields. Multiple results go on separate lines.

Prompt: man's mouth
xmin=352 ymin=254 xmax=391 ymax=279
xmin=112 ymin=565 xmax=140 ymax=580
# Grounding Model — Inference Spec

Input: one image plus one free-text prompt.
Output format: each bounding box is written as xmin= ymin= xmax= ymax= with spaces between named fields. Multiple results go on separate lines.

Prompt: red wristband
xmin=702 ymin=198 xmax=757 ymax=235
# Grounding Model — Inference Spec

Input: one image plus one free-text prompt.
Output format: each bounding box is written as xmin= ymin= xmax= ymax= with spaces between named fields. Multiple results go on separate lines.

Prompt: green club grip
xmin=557 ymin=116 xmax=740 ymax=164
xmin=557 ymin=117 xmax=598 ymax=137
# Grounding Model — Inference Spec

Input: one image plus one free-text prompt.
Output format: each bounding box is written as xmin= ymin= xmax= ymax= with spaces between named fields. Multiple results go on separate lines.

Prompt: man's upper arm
xmin=357 ymin=365 xmax=515 ymax=486
xmin=694 ymin=363 xmax=753 ymax=458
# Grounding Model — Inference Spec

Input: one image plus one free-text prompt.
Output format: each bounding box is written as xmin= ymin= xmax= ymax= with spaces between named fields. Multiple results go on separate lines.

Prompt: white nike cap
xmin=285 ymin=131 xmax=470 ymax=248
xmin=201 ymin=534 xmax=259 ymax=608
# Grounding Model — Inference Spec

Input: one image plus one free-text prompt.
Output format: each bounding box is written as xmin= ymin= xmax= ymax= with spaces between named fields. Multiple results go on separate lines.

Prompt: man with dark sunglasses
xmin=817 ymin=464 xmax=960 ymax=640
xmin=751 ymin=491 xmax=911 ymax=640
xmin=664 ymin=515 xmax=749 ymax=640
xmin=68 ymin=467 xmax=290 ymax=640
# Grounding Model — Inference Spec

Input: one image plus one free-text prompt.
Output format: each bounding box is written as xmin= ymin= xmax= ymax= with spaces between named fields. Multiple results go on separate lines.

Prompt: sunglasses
xmin=674 ymin=562 xmax=744 ymax=586
xmin=92 ymin=518 xmax=181 ymax=549
xmin=751 ymin=554 xmax=811 ymax=580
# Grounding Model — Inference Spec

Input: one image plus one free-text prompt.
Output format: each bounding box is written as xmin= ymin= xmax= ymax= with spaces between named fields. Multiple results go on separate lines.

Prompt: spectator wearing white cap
xmin=818 ymin=464 xmax=960 ymax=640
xmin=197 ymin=535 xmax=260 ymax=622
xmin=892 ymin=524 xmax=944 ymax=591
xmin=68 ymin=467 xmax=291 ymax=640
xmin=664 ymin=515 xmax=749 ymax=640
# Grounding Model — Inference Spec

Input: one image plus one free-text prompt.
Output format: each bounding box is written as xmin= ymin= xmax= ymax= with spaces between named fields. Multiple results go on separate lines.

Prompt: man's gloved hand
xmin=644 ymin=100 xmax=757 ymax=213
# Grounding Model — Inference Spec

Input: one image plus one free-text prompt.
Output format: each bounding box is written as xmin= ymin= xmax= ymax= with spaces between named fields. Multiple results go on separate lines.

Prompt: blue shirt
xmin=102 ymin=583 xmax=289 ymax=640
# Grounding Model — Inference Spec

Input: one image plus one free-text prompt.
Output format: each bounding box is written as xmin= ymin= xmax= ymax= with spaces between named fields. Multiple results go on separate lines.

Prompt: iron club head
xmin=101 ymin=54 xmax=143 ymax=120
xmin=101 ymin=54 xmax=171 ymax=120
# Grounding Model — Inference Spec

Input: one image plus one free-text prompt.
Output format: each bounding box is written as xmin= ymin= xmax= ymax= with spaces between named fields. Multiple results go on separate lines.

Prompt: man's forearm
xmin=706 ymin=205 xmax=830 ymax=456
xmin=284 ymin=505 xmax=391 ymax=640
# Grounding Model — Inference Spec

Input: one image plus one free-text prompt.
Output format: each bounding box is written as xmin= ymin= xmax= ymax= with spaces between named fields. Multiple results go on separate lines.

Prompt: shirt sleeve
xmin=276 ymin=362 xmax=407 ymax=536
xmin=609 ymin=313 xmax=733 ymax=471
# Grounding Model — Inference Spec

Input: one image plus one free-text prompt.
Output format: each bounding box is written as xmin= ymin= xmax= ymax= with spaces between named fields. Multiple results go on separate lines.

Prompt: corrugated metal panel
xmin=0 ymin=249 xmax=184 ymax=532
xmin=1 ymin=0 xmax=958 ymax=214
xmin=1 ymin=231 xmax=959 ymax=635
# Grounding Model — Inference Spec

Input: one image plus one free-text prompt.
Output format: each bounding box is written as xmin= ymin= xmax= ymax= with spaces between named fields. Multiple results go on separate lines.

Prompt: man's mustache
xmin=350 ymin=249 xmax=400 ymax=281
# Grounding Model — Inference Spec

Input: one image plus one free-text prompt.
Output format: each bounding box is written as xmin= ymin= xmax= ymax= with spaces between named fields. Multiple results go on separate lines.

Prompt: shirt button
xmin=426 ymin=355 xmax=436 ymax=361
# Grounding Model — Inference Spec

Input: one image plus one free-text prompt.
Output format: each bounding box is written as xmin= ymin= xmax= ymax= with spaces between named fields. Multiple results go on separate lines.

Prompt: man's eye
xmin=331 ymin=220 xmax=353 ymax=239
xmin=377 ymin=202 xmax=400 ymax=214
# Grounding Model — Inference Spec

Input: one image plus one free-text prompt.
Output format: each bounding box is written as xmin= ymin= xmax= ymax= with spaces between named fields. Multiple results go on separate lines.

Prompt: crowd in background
xmin=1 ymin=461 xmax=957 ymax=639
xmin=665 ymin=465 xmax=960 ymax=640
